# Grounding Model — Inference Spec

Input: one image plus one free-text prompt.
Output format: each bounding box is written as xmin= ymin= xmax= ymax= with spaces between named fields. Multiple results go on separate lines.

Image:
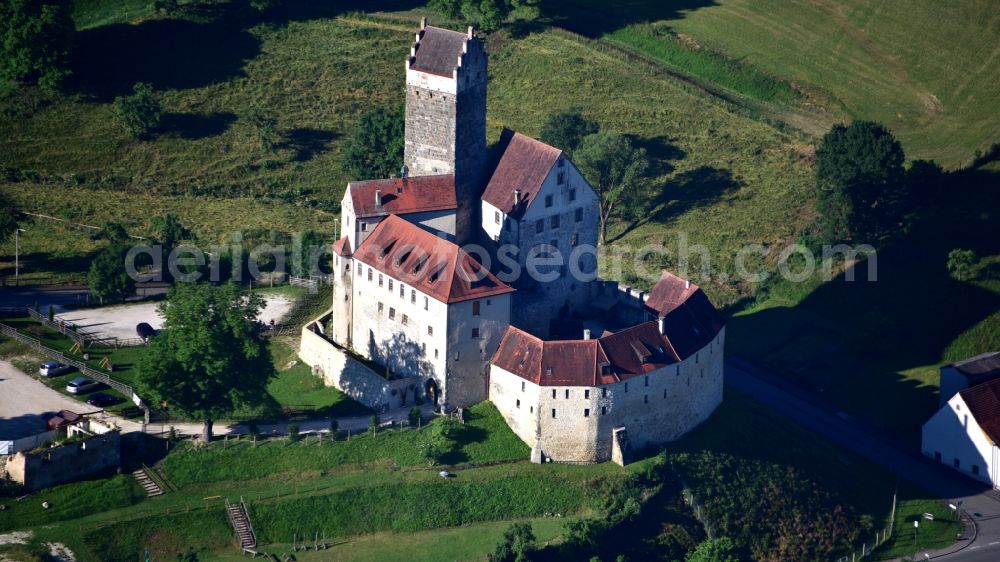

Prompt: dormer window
xmin=600 ymin=363 xmax=611 ymax=376
xmin=545 ymin=366 xmax=553 ymax=376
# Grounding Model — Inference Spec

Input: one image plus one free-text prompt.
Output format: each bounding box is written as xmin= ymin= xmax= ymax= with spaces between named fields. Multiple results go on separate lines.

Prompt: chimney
xmin=514 ymin=189 xmax=521 ymax=206
xmin=685 ymin=279 xmax=690 ymax=289
xmin=583 ymin=329 xmax=591 ymax=340
xmin=658 ymin=316 xmax=666 ymax=335
xmin=400 ymin=165 xmax=408 ymax=180
xmin=467 ymin=26 xmax=474 ymax=39
xmin=375 ymin=189 xmax=382 ymax=208
xmin=420 ymin=17 xmax=427 ymax=29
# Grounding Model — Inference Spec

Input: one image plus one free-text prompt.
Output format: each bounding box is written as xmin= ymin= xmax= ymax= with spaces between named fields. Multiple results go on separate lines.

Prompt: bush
xmin=489 ymin=522 xmax=536 ymax=562
xmin=408 ymin=406 xmax=421 ymax=428
xmin=112 ymin=83 xmax=162 ymax=138
xmin=287 ymin=423 xmax=300 ymax=442
xmin=369 ymin=414 xmax=380 ymax=434
xmin=947 ymin=248 xmax=978 ymax=281
xmin=340 ymin=104 xmax=403 ymax=180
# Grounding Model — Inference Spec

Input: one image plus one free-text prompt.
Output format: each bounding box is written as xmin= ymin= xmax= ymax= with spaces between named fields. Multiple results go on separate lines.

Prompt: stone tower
xmin=404 ymin=19 xmax=488 ymax=245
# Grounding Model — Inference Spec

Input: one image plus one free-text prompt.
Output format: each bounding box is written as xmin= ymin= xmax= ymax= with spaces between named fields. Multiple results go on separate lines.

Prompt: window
xmin=584 ymin=408 xmax=590 ymax=417
xmin=399 ymin=284 xmax=404 ymax=298
xmin=435 ymin=349 xmax=439 ymax=359
xmin=663 ymin=388 xmax=667 ymax=398
xmin=536 ymin=219 xmax=544 ymax=233
xmin=644 ymin=375 xmax=649 ymax=387
xmin=602 ymin=388 xmax=608 ymax=398
xmin=569 ymin=188 xmax=576 ymax=202
xmin=473 ymin=301 xmax=480 ymax=316
xmin=530 ymin=406 xmax=533 ymax=413
xmin=565 ymin=389 xmax=570 ymax=399
xmin=557 ymin=172 xmax=565 ymax=185
xmin=551 ymin=409 xmax=556 ymax=419
xmin=428 ymin=326 xmax=434 ymax=336
xmin=552 ymin=389 xmax=556 ymax=398
xmin=357 ymin=266 xmax=362 ymax=277
xmin=471 ymin=327 xmax=480 ymax=338
xmin=644 ymin=394 xmax=648 ymax=404
xmin=361 ymin=222 xmax=368 ymax=232
xmin=558 ymin=157 xmax=565 ymax=168
xmin=421 ymin=342 xmax=426 ymax=352
xmin=389 ymin=307 xmax=396 ymax=320
xmin=516 ymin=399 xmax=521 ymax=409
xmin=571 ymin=234 xmax=578 ymax=246
xmin=424 ymin=296 xmax=429 ymax=310
xmin=378 ymin=274 xmax=383 ymax=287
xmin=402 ymin=314 xmax=408 ymax=325
xmin=367 ymin=268 xmax=373 ymax=281
xmin=601 ymin=365 xmax=611 ymax=376
xmin=545 ymin=194 xmax=553 ymax=207
xmin=389 ymin=279 xmax=394 ymax=292
xmin=575 ymin=208 xmax=583 ymax=222
xmin=521 ymin=381 xmax=525 ymax=391
xmin=550 ymin=239 xmax=558 ymax=251
xmin=411 ymin=289 xmax=416 ymax=304
xmin=495 ymin=211 xmax=501 ymax=224
xmin=551 ymin=215 xmax=560 ymax=229
xmin=624 ymin=382 xmax=628 ymax=392
xmin=378 ymin=302 xmax=384 ymax=314
xmin=601 ymin=406 xmax=607 ymax=415
xmin=584 ymin=389 xmax=590 ymax=399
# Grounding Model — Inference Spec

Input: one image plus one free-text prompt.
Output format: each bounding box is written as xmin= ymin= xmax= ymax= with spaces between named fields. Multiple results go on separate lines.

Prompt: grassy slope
xmin=547 ymin=0 xmax=1000 ymax=168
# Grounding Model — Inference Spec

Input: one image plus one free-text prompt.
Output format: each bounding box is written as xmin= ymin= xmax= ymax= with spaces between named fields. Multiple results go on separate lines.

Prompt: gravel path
xmin=0 ymin=361 xmax=102 ymax=440
xmin=55 ymin=295 xmax=293 ymax=341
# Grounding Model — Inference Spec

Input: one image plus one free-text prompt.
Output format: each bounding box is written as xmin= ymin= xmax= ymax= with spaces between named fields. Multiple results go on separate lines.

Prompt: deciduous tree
xmin=0 ymin=0 xmax=74 ymax=90
xmin=340 ymin=104 xmax=404 ymax=180
xmin=137 ymin=282 xmax=275 ymax=442
xmin=540 ymin=108 xmax=599 ymax=152
xmin=488 ymin=522 xmax=536 ymax=562
xmin=814 ymin=121 xmax=905 ymax=242
xmin=88 ymin=243 xmax=135 ymax=303
xmin=574 ymin=132 xmax=649 ymax=244
xmin=112 ymin=82 xmax=162 ymax=138
xmin=686 ymin=537 xmax=742 ymax=562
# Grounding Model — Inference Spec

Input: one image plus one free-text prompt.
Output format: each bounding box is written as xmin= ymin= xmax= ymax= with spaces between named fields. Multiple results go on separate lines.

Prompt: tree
xmin=88 ymin=243 xmax=135 ymax=303
xmin=154 ymin=0 xmax=179 ymax=14
xmin=99 ymin=221 xmax=129 ymax=242
xmin=152 ymin=213 xmax=193 ymax=250
xmin=248 ymin=0 xmax=278 ymax=12
xmin=136 ymin=282 xmax=275 ymax=442
xmin=947 ymin=248 xmax=978 ymax=281
xmin=0 ymin=0 xmax=74 ymax=90
xmin=369 ymin=413 xmax=380 ymax=435
xmin=488 ymin=522 xmax=536 ymax=562
xmin=814 ymin=121 xmax=905 ymax=242
xmin=287 ymin=422 xmax=300 ymax=442
xmin=429 ymin=0 xmax=516 ymax=31
xmin=112 ymin=82 xmax=162 ymax=138
xmin=408 ymin=406 xmax=421 ymax=428
xmin=686 ymin=537 xmax=742 ymax=562
xmin=574 ymin=132 xmax=650 ymax=244
xmin=291 ymin=229 xmax=327 ymax=278
xmin=540 ymin=108 xmax=599 ymax=152
xmin=340 ymin=104 xmax=404 ymax=180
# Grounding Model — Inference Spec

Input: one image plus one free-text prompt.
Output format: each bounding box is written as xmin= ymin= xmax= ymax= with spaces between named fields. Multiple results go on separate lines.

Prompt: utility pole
xmin=14 ymin=228 xmax=25 ymax=286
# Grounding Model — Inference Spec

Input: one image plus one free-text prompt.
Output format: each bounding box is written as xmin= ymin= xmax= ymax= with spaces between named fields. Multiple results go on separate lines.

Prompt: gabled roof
xmin=951 ymin=352 xmax=1000 ymax=380
xmin=645 ymin=271 xmax=724 ymax=356
xmin=408 ymin=25 xmax=470 ymax=77
xmin=353 ymin=215 xmax=514 ymax=304
xmin=959 ymin=378 xmax=1000 ymax=444
xmin=332 ymin=236 xmax=352 ymax=257
xmin=482 ymin=129 xmax=562 ymax=219
xmin=348 ymin=175 xmax=457 ymax=219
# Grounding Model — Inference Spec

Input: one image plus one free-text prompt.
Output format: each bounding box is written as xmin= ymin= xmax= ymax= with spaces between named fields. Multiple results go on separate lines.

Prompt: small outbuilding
xmin=922 ymin=377 xmax=1000 ymax=487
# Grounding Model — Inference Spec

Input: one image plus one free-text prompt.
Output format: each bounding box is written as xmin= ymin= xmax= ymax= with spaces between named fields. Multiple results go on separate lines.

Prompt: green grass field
xmin=545 ymin=0 xmax=1000 ymax=168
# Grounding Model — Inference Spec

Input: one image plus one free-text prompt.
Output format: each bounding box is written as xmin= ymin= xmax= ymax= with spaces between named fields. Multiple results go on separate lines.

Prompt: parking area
xmin=0 ymin=361 xmax=101 ymax=441
xmin=55 ymin=295 xmax=294 ymax=341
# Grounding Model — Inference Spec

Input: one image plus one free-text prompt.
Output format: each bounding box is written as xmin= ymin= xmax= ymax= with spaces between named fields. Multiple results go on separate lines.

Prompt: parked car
xmin=87 ymin=393 xmax=119 ymax=407
xmin=136 ymin=322 xmax=156 ymax=341
xmin=38 ymin=361 xmax=75 ymax=377
xmin=66 ymin=377 xmax=101 ymax=395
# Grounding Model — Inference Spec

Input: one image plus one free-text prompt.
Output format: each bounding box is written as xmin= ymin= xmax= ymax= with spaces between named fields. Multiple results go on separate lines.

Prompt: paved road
xmin=0 ymin=283 xmax=169 ymax=311
xmin=726 ymin=357 xmax=1000 ymax=561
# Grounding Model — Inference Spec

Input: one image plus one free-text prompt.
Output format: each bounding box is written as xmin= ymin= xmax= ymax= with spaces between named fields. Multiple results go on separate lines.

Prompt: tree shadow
xmin=156 ymin=112 xmax=237 ymax=140
xmin=609 ymin=165 xmax=741 ymax=244
xmin=279 ymin=128 xmax=339 ymax=162
xmin=70 ymin=18 xmax=261 ymax=100
xmin=632 ymin=134 xmax=687 ymax=176
xmin=728 ymin=168 xmax=1000 ymax=443
xmin=537 ymin=0 xmax=719 ymax=37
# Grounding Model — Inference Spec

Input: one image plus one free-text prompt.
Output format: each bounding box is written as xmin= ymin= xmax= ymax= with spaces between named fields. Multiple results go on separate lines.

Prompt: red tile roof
xmin=645 ymin=270 xmax=700 ymax=316
xmin=482 ymin=129 xmax=562 ymax=219
xmin=353 ymin=215 xmax=514 ymax=304
xmin=492 ymin=270 xmax=725 ymax=386
xmin=960 ymin=378 xmax=1000 ymax=444
xmin=332 ymin=236 xmax=352 ymax=257
xmin=348 ymin=175 xmax=457 ymax=219
xmin=408 ymin=26 xmax=469 ymax=77
xmin=644 ymin=271 xmax=724 ymax=358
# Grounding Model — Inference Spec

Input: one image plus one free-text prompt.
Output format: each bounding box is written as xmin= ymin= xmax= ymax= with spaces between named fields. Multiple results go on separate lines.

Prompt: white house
xmin=922 ymin=377 xmax=1000 ymax=487
xmin=335 ymin=214 xmax=514 ymax=408
xmin=939 ymin=351 xmax=1000 ymax=407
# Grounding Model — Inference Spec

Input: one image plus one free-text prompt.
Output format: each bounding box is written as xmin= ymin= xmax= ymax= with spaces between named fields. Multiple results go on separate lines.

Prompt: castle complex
xmin=300 ymin=19 xmax=725 ymax=464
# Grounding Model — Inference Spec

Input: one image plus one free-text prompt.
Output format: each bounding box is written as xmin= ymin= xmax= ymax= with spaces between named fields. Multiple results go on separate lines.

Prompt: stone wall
xmin=489 ymin=328 xmax=726 ymax=464
xmin=299 ymin=318 xmax=422 ymax=411
xmin=4 ymin=430 xmax=121 ymax=492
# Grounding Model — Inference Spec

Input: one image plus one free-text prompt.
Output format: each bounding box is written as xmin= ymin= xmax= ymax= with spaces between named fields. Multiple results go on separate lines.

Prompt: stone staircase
xmin=132 ymin=468 xmax=163 ymax=497
xmin=225 ymin=496 xmax=257 ymax=553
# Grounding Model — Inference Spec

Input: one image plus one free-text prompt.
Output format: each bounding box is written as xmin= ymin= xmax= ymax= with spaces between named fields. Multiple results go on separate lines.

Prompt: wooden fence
xmin=0 ymin=320 xmax=142 ymax=406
